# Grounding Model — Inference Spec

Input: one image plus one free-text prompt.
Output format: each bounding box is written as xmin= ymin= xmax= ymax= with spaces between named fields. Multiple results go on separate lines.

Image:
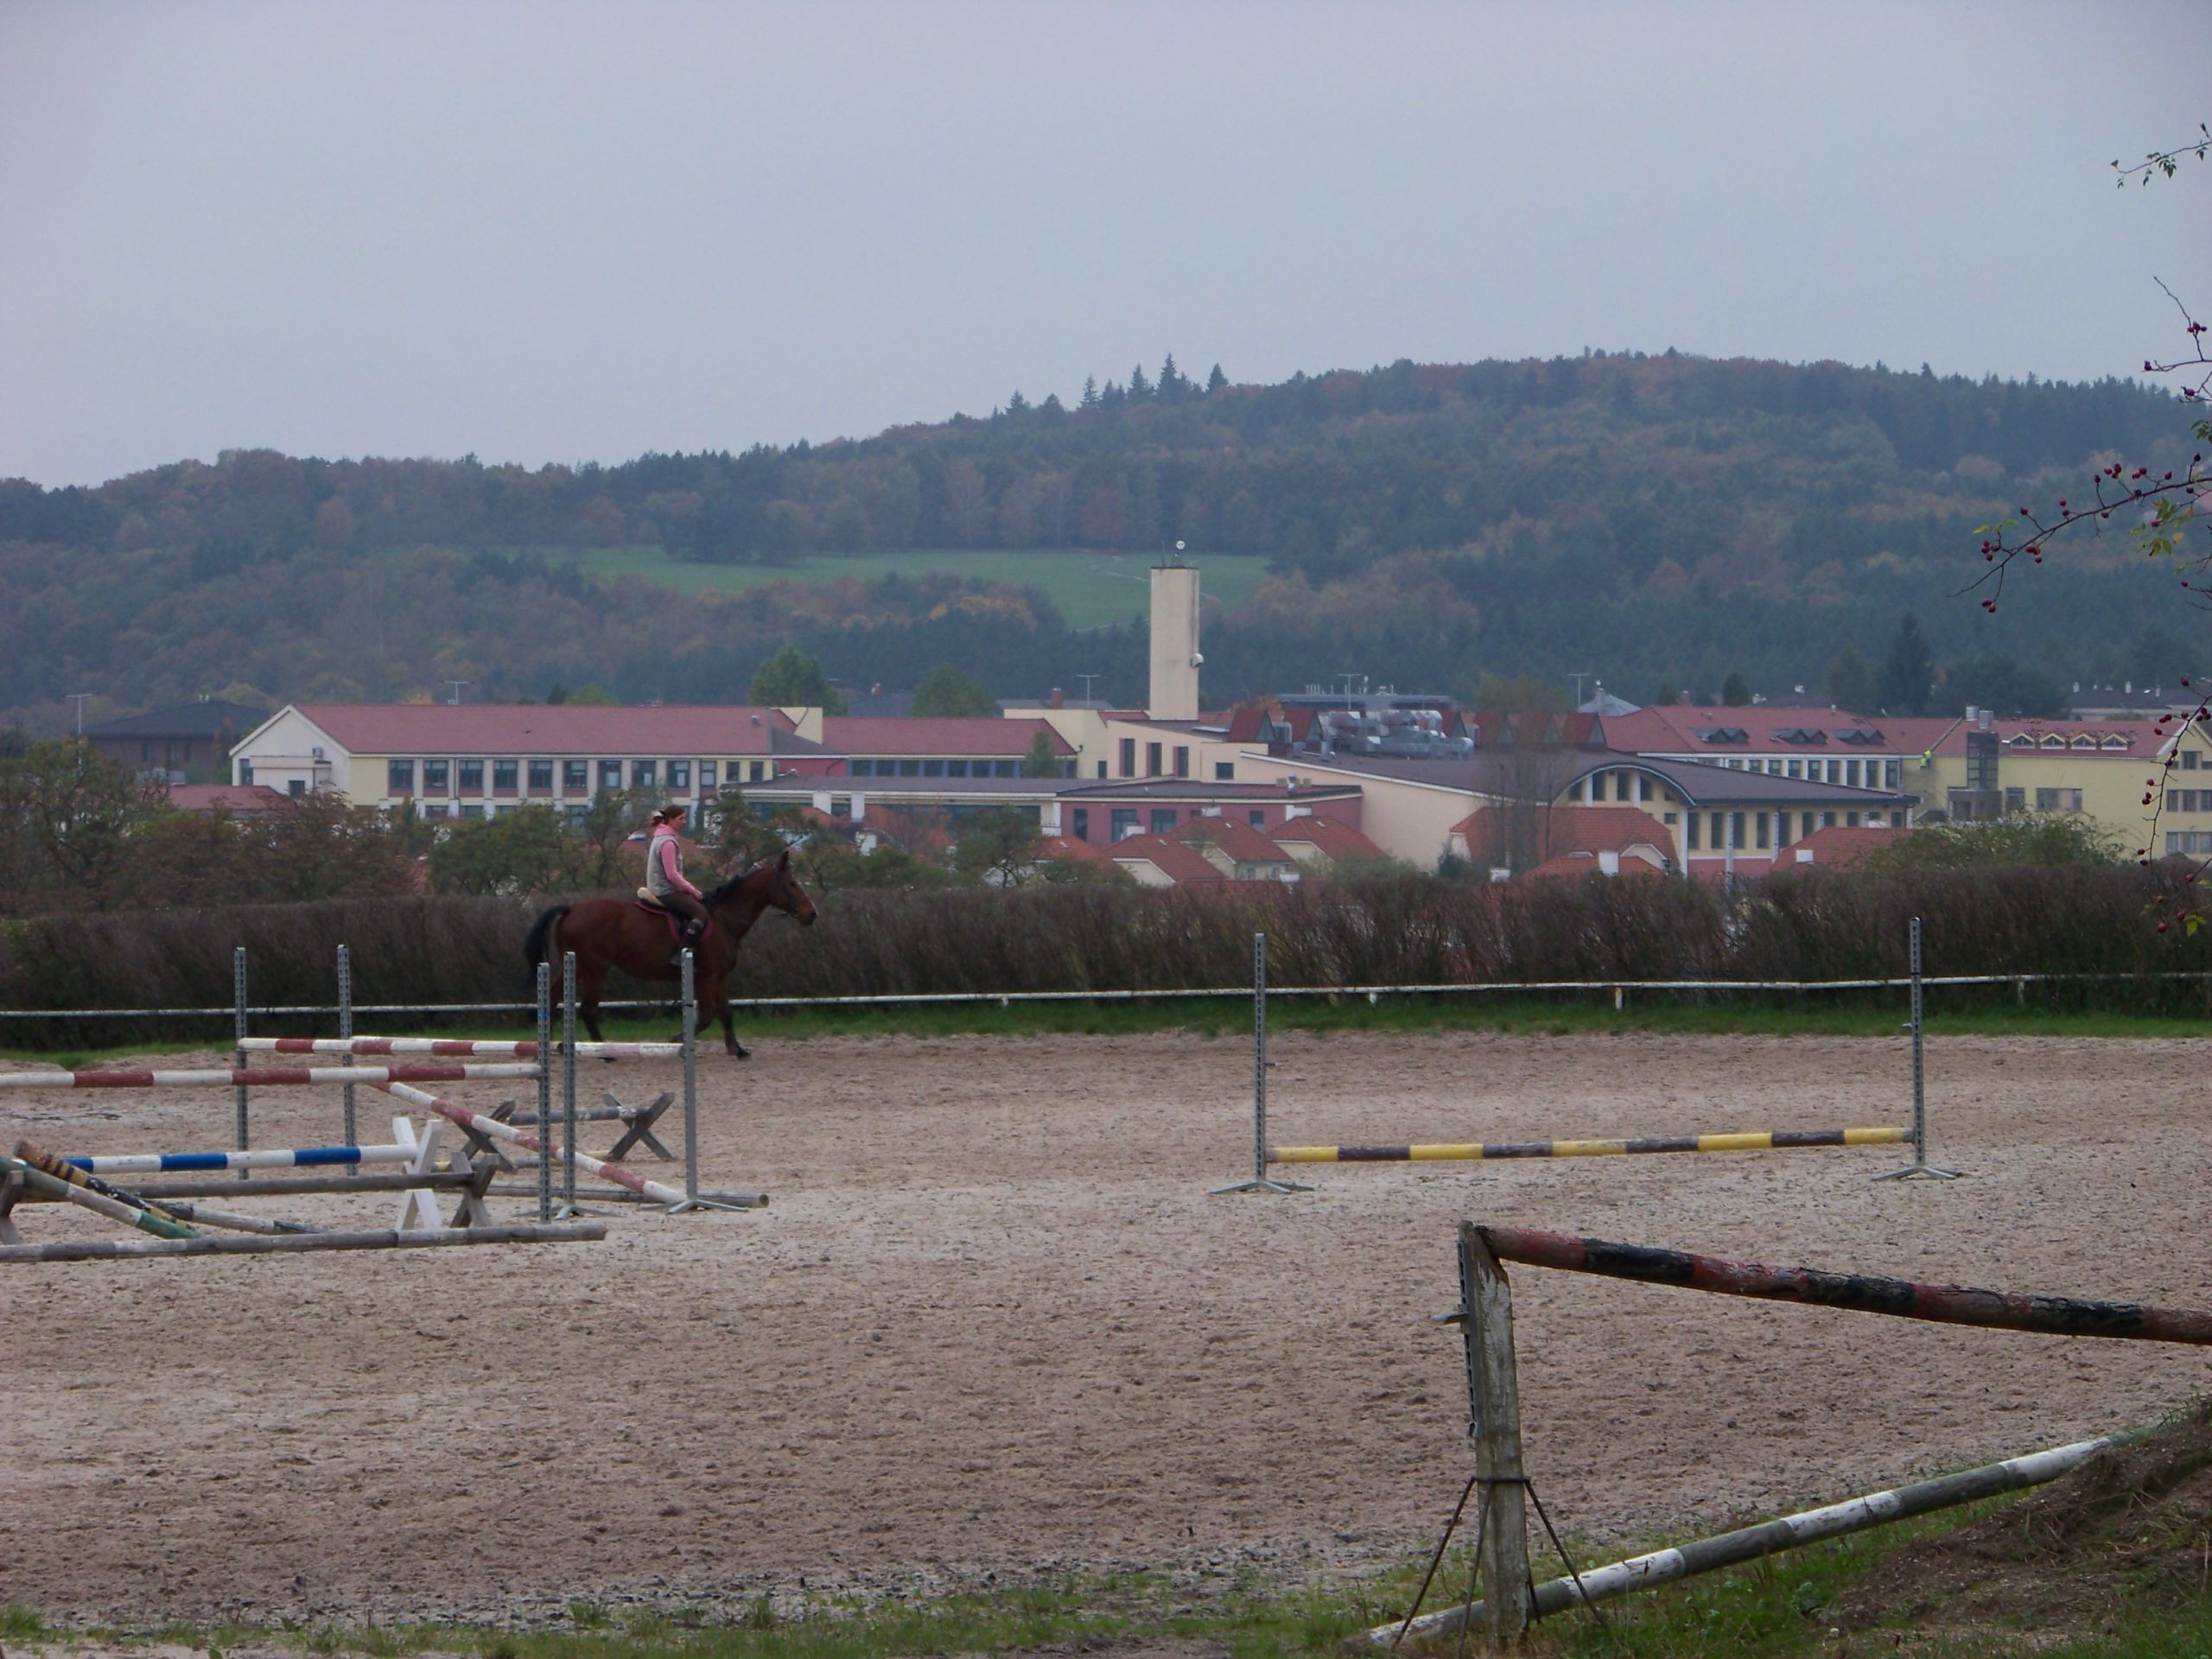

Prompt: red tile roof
xmin=1930 ymin=717 xmax=2160 ymax=756
xmin=1774 ymin=824 xmax=1908 ymax=868
xmin=1606 ymin=703 xmax=1961 ymax=755
xmin=166 ymin=784 xmax=292 ymax=813
xmin=1171 ymin=815 xmax=1295 ymax=864
xmin=1037 ymin=835 xmax=1113 ymax=863
xmin=1522 ymin=851 xmax=1664 ymax=880
xmin=822 ymin=716 xmax=1072 ymax=757
xmin=1268 ymin=814 xmax=1386 ymax=861
xmin=1106 ymin=835 xmax=1225 ymax=884
xmin=288 ymin=702 xmax=790 ymax=755
xmin=1452 ymin=804 xmax=1675 ymax=861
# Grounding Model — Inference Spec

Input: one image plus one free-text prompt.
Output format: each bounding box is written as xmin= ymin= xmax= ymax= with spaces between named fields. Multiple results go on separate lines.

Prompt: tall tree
xmin=1878 ymin=615 xmax=1936 ymax=715
xmin=1719 ymin=670 xmax=1751 ymax=707
xmin=1020 ymin=728 xmax=1065 ymax=778
xmin=1824 ymin=641 xmax=1877 ymax=711
xmin=748 ymin=645 xmax=846 ymax=713
xmin=1205 ymin=363 xmax=1229 ymax=395
xmin=910 ymin=663 xmax=997 ymax=717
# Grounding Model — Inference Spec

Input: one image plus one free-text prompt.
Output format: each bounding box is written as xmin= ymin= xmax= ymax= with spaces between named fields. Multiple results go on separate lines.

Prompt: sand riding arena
xmin=3 ymin=1025 xmax=2207 ymax=1627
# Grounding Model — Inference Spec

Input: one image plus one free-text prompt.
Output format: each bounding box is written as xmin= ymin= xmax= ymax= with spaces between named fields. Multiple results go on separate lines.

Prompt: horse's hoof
xmin=729 ymin=1046 xmax=749 ymax=1060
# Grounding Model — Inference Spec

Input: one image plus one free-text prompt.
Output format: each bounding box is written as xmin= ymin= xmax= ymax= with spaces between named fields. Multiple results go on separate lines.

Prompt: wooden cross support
xmin=603 ymin=1091 xmax=677 ymax=1163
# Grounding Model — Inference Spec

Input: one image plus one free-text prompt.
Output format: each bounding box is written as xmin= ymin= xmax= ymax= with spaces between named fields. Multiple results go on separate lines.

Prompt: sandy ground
xmin=2 ymin=1026 xmax=2207 ymax=1630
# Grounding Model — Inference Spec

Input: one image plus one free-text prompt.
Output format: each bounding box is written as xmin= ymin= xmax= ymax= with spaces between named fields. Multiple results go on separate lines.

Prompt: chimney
xmin=1147 ymin=564 xmax=1202 ymax=721
xmin=812 ymin=790 xmax=833 ymax=815
xmin=1051 ymin=686 xmax=1065 ymax=709
xmin=1964 ymin=705 xmax=1977 ymax=724
xmin=850 ymin=791 xmax=866 ymax=822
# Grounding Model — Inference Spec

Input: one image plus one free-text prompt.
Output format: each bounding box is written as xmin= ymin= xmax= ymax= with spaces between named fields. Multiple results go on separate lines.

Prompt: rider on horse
xmin=644 ymin=804 xmax=709 ymax=963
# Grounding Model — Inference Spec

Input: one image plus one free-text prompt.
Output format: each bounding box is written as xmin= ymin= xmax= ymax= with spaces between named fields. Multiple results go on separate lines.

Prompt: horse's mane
xmin=705 ymin=862 xmax=767 ymax=906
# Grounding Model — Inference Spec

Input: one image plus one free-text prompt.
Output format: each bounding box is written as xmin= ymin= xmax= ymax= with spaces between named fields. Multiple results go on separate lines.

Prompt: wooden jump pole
xmin=1272 ymin=1128 xmax=1910 ymax=1163
xmin=124 ymin=1171 xmax=475 ymax=1201
xmin=378 ymin=1080 xmax=702 ymax=1210
xmin=1362 ymin=1428 xmax=2142 ymax=1648
xmin=14 ymin=1139 xmax=194 ymax=1230
xmin=61 ymin=1141 xmax=422 ymax=1176
xmin=0 ymin=1064 xmax=543 ymax=1089
xmin=0 ymin=1155 xmax=199 ymax=1241
xmin=243 ymin=1038 xmax=686 ymax=1058
xmin=0 ymin=1221 xmax=607 ymax=1264
xmin=1465 ymin=1225 xmax=2212 ymax=1344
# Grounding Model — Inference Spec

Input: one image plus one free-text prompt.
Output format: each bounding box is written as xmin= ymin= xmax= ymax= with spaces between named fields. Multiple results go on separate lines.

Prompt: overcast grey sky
xmin=3 ymin=0 xmax=2206 ymax=487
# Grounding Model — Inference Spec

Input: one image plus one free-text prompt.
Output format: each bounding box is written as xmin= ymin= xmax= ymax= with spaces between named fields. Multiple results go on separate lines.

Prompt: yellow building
xmin=1920 ymin=712 xmax=2204 ymax=855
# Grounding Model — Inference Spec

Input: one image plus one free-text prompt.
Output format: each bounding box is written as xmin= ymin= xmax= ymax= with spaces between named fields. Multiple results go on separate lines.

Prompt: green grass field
xmin=517 ymin=545 xmax=1274 ymax=631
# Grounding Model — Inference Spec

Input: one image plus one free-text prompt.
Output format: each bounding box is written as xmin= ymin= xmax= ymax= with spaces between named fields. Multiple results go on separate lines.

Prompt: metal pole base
xmin=1872 ymin=1163 xmax=1963 ymax=1182
xmin=1210 ymin=1177 xmax=1313 ymax=1195
xmin=663 ymin=1196 xmax=757 ymax=1215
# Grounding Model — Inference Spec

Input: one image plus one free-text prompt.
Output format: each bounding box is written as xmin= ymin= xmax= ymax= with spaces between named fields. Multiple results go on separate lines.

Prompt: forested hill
xmin=0 ymin=352 xmax=2198 ymax=722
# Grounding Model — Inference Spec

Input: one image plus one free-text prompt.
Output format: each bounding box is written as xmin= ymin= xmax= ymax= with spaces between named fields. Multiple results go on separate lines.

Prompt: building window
xmin=493 ymin=759 xmax=518 ymax=792
xmin=1847 ymin=811 xmax=1861 ymax=827
xmin=1755 ymin=813 xmax=1770 ymax=850
xmin=700 ymin=761 xmax=718 ymax=789
xmin=1110 ymin=809 xmax=1139 ymax=841
xmin=1729 ymin=811 xmax=1745 ymax=849
xmin=849 ymin=759 xmax=874 ymax=777
xmin=1096 ymin=760 xmax=1108 ymax=779
xmin=1150 ymin=809 xmax=1176 ymax=835
xmin=421 ymin=802 xmax=448 ymax=820
xmin=458 ymin=760 xmax=484 ymax=793
xmin=995 ymin=760 xmax=1019 ymax=778
xmin=599 ymin=760 xmax=623 ymax=791
xmin=632 ymin=760 xmax=657 ymax=790
xmin=1173 ymin=746 xmax=1189 ymax=778
xmin=1638 ymin=776 xmax=1651 ymax=801
xmin=2005 ymin=786 xmax=2025 ymax=813
xmin=2035 ymin=787 xmax=2083 ymax=812
xmin=923 ymin=759 xmax=946 ymax=777
xmin=387 ymin=760 xmax=415 ymax=794
xmin=1121 ymin=738 xmax=1136 ymax=777
xmin=563 ymin=804 xmax=588 ymax=828
xmin=751 ymin=760 xmax=768 ymax=782
xmin=2168 ymin=830 xmax=2212 ymax=855
xmin=1215 ymin=761 xmax=1235 ymax=781
xmin=1885 ymin=760 xmax=1902 ymax=789
xmin=1071 ymin=808 xmax=1090 ymax=841
xmin=1686 ymin=813 xmax=1700 ymax=850
xmin=669 ymin=760 xmax=690 ymax=789
xmin=238 ymin=760 xmax=255 ymax=785
xmin=423 ymin=759 xmax=449 ymax=792
xmin=529 ymin=760 xmax=554 ymax=791
xmin=289 ymin=779 xmax=307 ymax=798
xmin=1615 ymin=772 xmax=1631 ymax=802
xmin=1146 ymin=741 xmax=1162 ymax=777
xmin=459 ymin=804 xmax=483 ymax=819
xmin=1249 ymin=810 xmax=1267 ymax=830
xmin=894 ymin=759 xmax=918 ymax=777
xmin=2185 ymin=750 xmax=2201 ymax=772
xmin=561 ymin=760 xmax=586 ymax=791
xmin=946 ymin=760 xmax=969 ymax=778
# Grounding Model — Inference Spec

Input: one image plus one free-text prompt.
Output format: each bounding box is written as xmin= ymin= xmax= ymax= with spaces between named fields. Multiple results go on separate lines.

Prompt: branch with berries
xmin=1964 ymin=286 xmax=2211 ymax=613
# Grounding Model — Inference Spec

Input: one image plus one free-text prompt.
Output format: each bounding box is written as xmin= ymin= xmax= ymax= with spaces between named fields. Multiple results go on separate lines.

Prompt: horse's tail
xmin=523 ymin=903 xmax=572 ymax=972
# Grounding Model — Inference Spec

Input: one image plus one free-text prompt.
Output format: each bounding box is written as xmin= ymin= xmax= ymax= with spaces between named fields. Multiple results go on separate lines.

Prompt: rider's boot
xmin=671 ymin=919 xmax=702 ymax=966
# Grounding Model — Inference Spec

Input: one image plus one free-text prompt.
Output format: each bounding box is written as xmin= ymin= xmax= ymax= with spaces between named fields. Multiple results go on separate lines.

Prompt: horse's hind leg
xmin=577 ymin=963 xmax=611 ymax=1047
xmin=711 ymin=975 xmax=747 ymax=1059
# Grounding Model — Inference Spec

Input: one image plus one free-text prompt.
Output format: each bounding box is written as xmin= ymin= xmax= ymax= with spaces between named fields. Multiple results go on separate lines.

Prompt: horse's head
xmin=766 ymin=848 xmax=817 ymax=925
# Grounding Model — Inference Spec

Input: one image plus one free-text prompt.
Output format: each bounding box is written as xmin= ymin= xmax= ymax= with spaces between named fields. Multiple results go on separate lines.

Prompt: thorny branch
xmin=2113 ymin=125 xmax=2210 ymax=188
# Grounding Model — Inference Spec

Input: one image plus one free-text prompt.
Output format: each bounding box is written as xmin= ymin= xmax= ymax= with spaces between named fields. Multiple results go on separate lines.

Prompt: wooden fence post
xmin=1459 ymin=1220 xmax=1532 ymax=1645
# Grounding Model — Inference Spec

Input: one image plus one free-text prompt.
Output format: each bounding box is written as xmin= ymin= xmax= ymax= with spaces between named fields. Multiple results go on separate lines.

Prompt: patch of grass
xmin=1 ymin=1603 xmax=48 ymax=1638
xmin=505 ymin=544 xmax=1273 ymax=630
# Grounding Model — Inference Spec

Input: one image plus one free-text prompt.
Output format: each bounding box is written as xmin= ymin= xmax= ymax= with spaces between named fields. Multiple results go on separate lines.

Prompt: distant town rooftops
xmin=267 ymin=702 xmax=800 ymax=755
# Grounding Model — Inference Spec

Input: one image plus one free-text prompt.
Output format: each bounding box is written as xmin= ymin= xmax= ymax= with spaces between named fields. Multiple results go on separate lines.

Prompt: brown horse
xmin=523 ymin=851 xmax=817 ymax=1057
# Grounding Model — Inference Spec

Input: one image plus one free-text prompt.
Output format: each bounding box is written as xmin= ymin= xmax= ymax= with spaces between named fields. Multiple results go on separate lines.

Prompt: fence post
xmin=337 ymin=943 xmax=356 ymax=1148
xmin=537 ymin=960 xmax=562 ymax=1216
xmin=562 ymin=951 xmax=578 ymax=1211
xmin=1210 ymin=932 xmax=1309 ymax=1194
xmin=683 ymin=950 xmax=699 ymax=1204
xmin=1874 ymin=916 xmax=1961 ymax=1182
xmin=232 ymin=946 xmax=249 ymax=1180
xmin=1460 ymin=1223 xmax=1533 ymax=1645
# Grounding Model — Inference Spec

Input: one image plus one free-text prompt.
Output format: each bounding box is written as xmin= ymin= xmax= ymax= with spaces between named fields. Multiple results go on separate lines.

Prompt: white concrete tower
xmin=1147 ymin=562 xmax=1202 ymax=720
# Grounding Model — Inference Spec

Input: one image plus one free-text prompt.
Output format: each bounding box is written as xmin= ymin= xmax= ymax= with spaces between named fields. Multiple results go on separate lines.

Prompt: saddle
xmin=634 ymin=890 xmax=710 ymax=946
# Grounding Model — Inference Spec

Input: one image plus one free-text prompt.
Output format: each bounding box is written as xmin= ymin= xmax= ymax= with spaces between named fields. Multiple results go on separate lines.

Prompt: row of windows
xmin=2005 ymin=733 xmax=2133 ymax=751
xmin=1702 ymin=755 xmax=1904 ymax=789
xmin=848 ymin=758 xmax=1036 ymax=778
xmin=1674 ymin=807 xmax=1882 ymax=852
xmin=386 ymin=758 xmax=774 ymax=795
xmin=2165 ymin=831 xmax=2212 ymax=855
xmin=2168 ymin=790 xmax=2212 ymax=813
xmin=1117 ymin=738 xmax=1195 ymax=779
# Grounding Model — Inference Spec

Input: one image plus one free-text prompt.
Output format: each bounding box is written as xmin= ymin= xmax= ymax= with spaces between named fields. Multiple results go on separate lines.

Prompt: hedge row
xmin=1 ymin=866 xmax=2204 ymax=1046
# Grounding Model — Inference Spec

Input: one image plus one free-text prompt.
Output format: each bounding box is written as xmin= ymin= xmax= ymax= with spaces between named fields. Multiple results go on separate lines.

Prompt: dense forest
xmin=1 ymin=351 xmax=2198 ymax=725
